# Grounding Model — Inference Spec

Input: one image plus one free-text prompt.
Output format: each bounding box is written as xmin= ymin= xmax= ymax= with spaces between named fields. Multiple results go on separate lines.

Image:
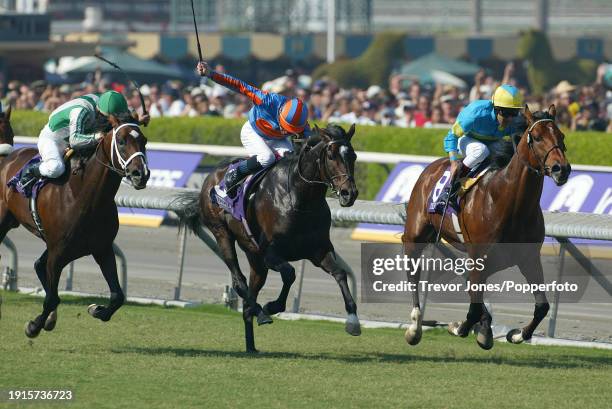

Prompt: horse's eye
xmin=118 ymin=138 xmax=126 ymax=147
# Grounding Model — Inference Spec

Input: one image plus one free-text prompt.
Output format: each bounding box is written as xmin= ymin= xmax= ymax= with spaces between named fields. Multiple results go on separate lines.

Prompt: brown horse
xmin=0 ymin=104 xmax=14 ymax=157
xmin=402 ymin=105 xmax=570 ymax=350
xmin=179 ymin=123 xmax=359 ymax=353
xmin=0 ymin=112 xmax=149 ymax=337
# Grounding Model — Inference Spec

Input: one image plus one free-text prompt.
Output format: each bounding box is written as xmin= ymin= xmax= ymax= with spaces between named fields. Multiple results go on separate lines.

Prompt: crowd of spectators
xmin=2 ymin=62 xmax=612 ymax=133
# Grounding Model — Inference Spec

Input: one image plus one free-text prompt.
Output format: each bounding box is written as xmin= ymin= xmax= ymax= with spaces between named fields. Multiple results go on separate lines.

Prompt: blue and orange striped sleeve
xmin=209 ymin=71 xmax=266 ymax=105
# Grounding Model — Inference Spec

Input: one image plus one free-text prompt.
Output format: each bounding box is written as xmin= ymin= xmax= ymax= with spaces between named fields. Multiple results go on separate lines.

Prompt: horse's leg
xmin=243 ymin=253 xmax=269 ymax=353
xmin=262 ymin=247 xmax=295 ymax=316
xmin=87 ymin=245 xmax=125 ymax=322
xmin=25 ymin=250 xmax=66 ymax=338
xmin=214 ymin=229 xmax=270 ymax=325
xmin=402 ymin=242 xmax=428 ymax=345
xmin=448 ymin=266 xmax=494 ymax=350
xmin=311 ymin=246 xmax=360 ymax=336
xmin=507 ymin=256 xmax=549 ymax=344
xmin=31 ymin=250 xmax=58 ymax=332
xmin=0 ymin=207 xmax=16 ymax=322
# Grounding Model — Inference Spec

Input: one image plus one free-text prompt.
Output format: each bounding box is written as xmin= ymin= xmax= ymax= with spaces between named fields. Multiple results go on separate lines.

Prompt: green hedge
xmin=11 ymin=110 xmax=612 ymax=199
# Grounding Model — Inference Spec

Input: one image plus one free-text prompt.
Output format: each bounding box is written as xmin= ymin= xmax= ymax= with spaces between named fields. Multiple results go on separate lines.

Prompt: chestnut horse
xmin=0 ymin=104 xmax=13 ymax=316
xmin=402 ymin=105 xmax=571 ymax=350
xmin=179 ymin=123 xmax=359 ymax=353
xmin=0 ymin=112 xmax=149 ymax=338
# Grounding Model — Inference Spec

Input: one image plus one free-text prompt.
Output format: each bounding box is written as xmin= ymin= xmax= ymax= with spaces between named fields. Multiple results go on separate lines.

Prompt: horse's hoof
xmin=43 ymin=310 xmax=57 ymax=332
xmin=477 ymin=326 xmax=494 ymax=350
xmin=506 ymin=328 xmax=524 ymax=344
xmin=88 ymin=304 xmax=110 ymax=322
xmin=246 ymin=348 xmax=259 ymax=354
xmin=404 ymin=326 xmax=422 ymax=345
xmin=262 ymin=301 xmax=284 ymax=316
xmin=256 ymin=311 xmax=273 ymax=326
xmin=448 ymin=321 xmax=468 ymax=337
xmin=25 ymin=321 xmax=41 ymax=338
xmin=345 ymin=314 xmax=361 ymax=336
xmin=404 ymin=307 xmax=422 ymax=345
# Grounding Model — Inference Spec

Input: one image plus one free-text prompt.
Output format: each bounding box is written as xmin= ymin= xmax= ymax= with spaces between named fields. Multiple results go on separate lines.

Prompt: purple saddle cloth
xmin=426 ymin=167 xmax=463 ymax=217
xmin=7 ymin=155 xmax=49 ymax=200
xmin=210 ymin=161 xmax=269 ymax=221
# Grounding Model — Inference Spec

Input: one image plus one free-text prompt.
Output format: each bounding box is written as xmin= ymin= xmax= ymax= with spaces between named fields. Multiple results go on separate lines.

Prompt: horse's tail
xmin=173 ymin=191 xmax=202 ymax=235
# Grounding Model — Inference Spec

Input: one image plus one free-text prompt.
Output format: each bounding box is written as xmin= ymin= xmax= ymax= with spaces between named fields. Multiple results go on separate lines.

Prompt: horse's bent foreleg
xmin=507 ymin=258 xmax=549 ymax=344
xmin=312 ymin=249 xmax=360 ymax=336
xmin=448 ymin=266 xmax=493 ymax=349
xmin=88 ymin=246 xmax=125 ymax=322
xmin=262 ymin=248 xmax=295 ymax=316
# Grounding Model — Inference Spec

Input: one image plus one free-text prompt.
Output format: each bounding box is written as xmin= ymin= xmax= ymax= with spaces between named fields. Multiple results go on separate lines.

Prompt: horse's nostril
xmin=131 ymin=170 xmax=141 ymax=178
xmin=340 ymin=189 xmax=350 ymax=197
xmin=551 ymin=164 xmax=561 ymax=174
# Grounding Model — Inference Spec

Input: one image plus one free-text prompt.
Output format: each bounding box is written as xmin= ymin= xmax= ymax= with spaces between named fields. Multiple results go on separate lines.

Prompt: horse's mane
xmin=306 ymin=123 xmax=350 ymax=147
xmin=489 ymin=111 xmax=554 ymax=170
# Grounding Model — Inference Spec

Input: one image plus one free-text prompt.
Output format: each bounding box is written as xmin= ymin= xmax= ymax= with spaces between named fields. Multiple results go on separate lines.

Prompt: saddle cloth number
xmin=431 ymin=170 xmax=451 ymax=203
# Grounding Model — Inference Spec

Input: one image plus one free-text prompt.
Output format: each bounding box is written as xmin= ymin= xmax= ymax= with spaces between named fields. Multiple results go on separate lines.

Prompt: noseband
xmin=96 ymin=122 xmax=148 ymax=180
xmin=515 ymin=118 xmax=564 ymax=176
xmin=297 ymin=139 xmax=353 ymax=195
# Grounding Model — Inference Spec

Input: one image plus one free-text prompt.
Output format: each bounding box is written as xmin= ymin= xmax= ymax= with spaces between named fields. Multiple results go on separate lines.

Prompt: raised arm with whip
xmin=190 ymin=0 xmax=204 ymax=63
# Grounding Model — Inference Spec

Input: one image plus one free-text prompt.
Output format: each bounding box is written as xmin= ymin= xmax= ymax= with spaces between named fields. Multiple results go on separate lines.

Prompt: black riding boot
xmin=19 ymin=162 xmax=42 ymax=192
xmin=224 ymin=156 xmax=263 ymax=197
xmin=435 ymin=163 xmax=469 ymax=211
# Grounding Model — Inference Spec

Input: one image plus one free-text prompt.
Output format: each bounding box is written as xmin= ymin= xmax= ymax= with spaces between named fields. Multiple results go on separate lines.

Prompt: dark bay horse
xmin=0 ymin=113 xmax=149 ymax=337
xmin=180 ymin=123 xmax=359 ymax=352
xmin=402 ymin=105 xmax=570 ymax=350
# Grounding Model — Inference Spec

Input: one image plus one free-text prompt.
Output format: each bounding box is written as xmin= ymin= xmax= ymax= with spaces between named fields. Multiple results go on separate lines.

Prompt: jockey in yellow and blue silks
xmin=196 ymin=62 xmax=310 ymax=194
xmin=436 ymin=84 xmax=524 ymax=208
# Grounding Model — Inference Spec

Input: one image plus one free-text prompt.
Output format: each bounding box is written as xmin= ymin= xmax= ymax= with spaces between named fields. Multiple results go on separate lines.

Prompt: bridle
xmin=297 ymin=139 xmax=354 ymax=196
xmin=95 ymin=122 xmax=148 ymax=181
xmin=513 ymin=118 xmax=565 ymax=176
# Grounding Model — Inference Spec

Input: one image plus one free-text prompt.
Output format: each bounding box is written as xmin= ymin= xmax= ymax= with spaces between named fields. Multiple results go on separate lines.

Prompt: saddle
xmin=210 ymin=160 xmax=274 ymax=246
xmin=6 ymin=148 xmax=83 ymax=238
xmin=427 ymin=161 xmax=491 ymax=215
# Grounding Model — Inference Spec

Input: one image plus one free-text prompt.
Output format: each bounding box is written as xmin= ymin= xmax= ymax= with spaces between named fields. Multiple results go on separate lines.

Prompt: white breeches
xmin=458 ymin=136 xmax=502 ymax=169
xmin=37 ymin=125 xmax=67 ymax=178
xmin=240 ymin=121 xmax=292 ymax=167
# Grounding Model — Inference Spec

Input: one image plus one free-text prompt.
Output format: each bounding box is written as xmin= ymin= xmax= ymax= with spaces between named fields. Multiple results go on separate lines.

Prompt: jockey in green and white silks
xmin=19 ymin=91 xmax=131 ymax=188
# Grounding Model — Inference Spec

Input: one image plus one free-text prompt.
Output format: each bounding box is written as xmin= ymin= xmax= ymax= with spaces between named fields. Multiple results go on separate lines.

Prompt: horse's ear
xmin=524 ymin=104 xmax=534 ymax=124
xmin=107 ymin=114 xmax=119 ymax=128
xmin=346 ymin=123 xmax=356 ymax=141
xmin=548 ymin=104 xmax=556 ymax=119
xmin=5 ymin=104 xmax=11 ymax=120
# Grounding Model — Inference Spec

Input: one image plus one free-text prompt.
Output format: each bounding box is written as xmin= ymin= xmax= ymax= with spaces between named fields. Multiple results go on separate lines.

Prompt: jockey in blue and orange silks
xmin=435 ymin=84 xmax=524 ymax=209
xmin=196 ymin=62 xmax=310 ymax=193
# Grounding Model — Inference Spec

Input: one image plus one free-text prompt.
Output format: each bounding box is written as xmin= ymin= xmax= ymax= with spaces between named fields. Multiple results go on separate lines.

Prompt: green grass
xmin=0 ymin=291 xmax=610 ymax=409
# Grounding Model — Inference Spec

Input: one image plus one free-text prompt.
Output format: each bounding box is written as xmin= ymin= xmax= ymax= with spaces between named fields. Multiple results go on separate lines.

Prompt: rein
xmin=513 ymin=118 xmax=563 ymax=176
xmin=95 ymin=122 xmax=148 ymax=183
xmin=296 ymin=140 xmax=351 ymax=195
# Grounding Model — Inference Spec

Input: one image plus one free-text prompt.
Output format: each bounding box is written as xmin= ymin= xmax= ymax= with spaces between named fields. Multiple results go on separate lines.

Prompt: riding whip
xmin=190 ymin=0 xmax=204 ymax=62
xmin=94 ymin=54 xmax=149 ymax=120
